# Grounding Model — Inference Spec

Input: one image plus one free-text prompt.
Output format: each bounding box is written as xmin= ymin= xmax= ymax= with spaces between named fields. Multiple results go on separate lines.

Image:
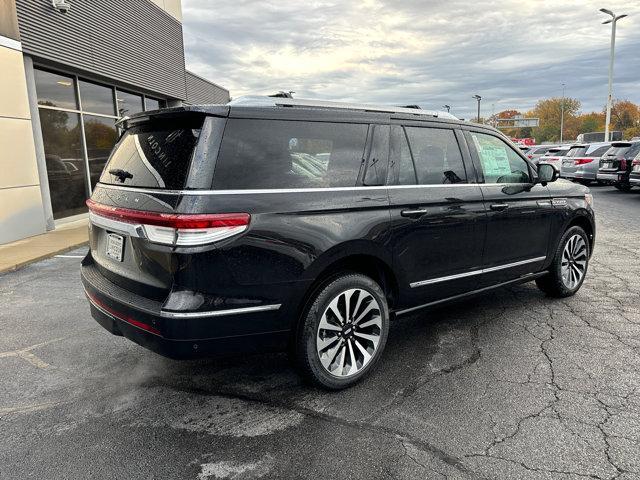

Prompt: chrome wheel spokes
xmin=561 ymin=234 xmax=588 ymax=289
xmin=316 ymin=288 xmax=382 ymax=378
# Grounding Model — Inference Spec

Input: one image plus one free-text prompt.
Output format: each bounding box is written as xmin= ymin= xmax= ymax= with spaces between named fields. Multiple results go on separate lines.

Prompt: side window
xmin=363 ymin=124 xmax=389 ymax=186
xmin=469 ymin=132 xmax=531 ymax=184
xmin=213 ymin=119 xmax=368 ymax=189
xmin=405 ymin=127 xmax=467 ymax=184
xmin=390 ymin=125 xmax=417 ymax=185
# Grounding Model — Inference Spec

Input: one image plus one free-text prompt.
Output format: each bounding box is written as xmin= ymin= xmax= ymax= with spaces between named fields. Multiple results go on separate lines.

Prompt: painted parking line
xmin=54 ymin=255 xmax=85 ymax=258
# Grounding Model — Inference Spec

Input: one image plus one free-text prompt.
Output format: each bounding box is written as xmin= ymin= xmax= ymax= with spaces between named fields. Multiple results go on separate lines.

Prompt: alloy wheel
xmin=561 ymin=234 xmax=588 ymax=289
xmin=315 ymin=288 xmax=382 ymax=378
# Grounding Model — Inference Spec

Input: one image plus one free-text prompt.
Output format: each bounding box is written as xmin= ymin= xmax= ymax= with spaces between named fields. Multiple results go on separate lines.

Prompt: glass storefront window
xmin=83 ymin=115 xmax=119 ymax=189
xmin=116 ymin=90 xmax=144 ymax=117
xmin=145 ymin=97 xmax=162 ymax=111
xmin=79 ymin=80 xmax=115 ymax=116
xmin=39 ymin=109 xmax=87 ymax=219
xmin=34 ymin=69 xmax=77 ymax=110
xmin=34 ymin=67 xmax=167 ymax=219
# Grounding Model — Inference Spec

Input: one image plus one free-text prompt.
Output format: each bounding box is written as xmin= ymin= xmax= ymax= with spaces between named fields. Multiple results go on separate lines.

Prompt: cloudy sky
xmin=182 ymin=0 xmax=640 ymax=120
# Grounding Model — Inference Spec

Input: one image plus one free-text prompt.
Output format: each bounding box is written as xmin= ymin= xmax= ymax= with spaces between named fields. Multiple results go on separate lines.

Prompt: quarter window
xmin=405 ymin=127 xmax=466 ymax=184
xmin=213 ymin=120 xmax=368 ymax=189
xmin=363 ymin=124 xmax=389 ymax=186
xmin=470 ymin=132 xmax=531 ymax=184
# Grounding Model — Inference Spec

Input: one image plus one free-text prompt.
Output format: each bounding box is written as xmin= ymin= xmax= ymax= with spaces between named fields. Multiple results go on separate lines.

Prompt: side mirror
xmin=537 ymin=163 xmax=559 ymax=185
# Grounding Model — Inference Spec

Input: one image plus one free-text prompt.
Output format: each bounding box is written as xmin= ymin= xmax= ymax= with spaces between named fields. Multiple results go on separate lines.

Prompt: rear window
xmin=566 ymin=147 xmax=588 ymax=158
xmin=532 ymin=147 xmax=552 ymax=154
xmin=99 ymin=118 xmax=203 ymax=189
xmin=213 ymin=119 xmax=368 ymax=189
xmin=605 ymin=146 xmax=631 ymax=157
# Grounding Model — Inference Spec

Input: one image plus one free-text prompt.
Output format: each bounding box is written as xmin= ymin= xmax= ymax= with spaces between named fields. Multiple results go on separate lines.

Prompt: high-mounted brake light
xmin=574 ymin=158 xmax=593 ymax=165
xmin=86 ymin=199 xmax=250 ymax=246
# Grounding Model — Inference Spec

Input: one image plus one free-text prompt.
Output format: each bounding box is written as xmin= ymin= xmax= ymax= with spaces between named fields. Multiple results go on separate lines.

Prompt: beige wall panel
xmin=0 ymin=117 xmax=39 ymax=189
xmin=163 ymin=0 xmax=182 ymax=22
xmin=0 ymin=46 xmax=30 ymax=120
xmin=0 ymin=185 xmax=46 ymax=244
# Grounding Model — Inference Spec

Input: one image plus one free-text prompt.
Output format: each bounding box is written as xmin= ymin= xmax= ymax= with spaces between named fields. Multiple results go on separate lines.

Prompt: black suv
xmin=82 ymin=97 xmax=595 ymax=389
xmin=597 ymin=141 xmax=640 ymax=191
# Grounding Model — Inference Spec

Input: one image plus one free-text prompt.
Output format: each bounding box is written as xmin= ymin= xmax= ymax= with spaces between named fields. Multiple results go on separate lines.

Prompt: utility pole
xmin=473 ymin=95 xmax=482 ymax=123
xmin=560 ymin=83 xmax=565 ymax=143
xmin=600 ymin=8 xmax=627 ymax=141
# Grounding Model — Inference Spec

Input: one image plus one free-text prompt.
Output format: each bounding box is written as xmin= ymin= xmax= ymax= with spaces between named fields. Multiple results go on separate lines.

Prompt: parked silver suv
xmin=560 ymin=142 xmax=612 ymax=185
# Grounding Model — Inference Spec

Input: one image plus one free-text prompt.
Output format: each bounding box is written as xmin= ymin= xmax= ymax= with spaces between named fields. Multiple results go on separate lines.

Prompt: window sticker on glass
xmin=472 ymin=135 xmax=512 ymax=179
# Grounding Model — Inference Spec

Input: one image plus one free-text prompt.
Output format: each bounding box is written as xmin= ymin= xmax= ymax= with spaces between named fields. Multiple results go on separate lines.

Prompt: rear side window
xmin=587 ymin=145 xmax=611 ymax=157
xmin=405 ymin=127 xmax=466 ymax=184
xmin=469 ymin=132 xmax=530 ymax=184
xmin=213 ymin=119 xmax=368 ymax=189
xmin=625 ymin=143 xmax=640 ymax=159
xmin=566 ymin=147 xmax=588 ymax=158
xmin=99 ymin=118 xmax=203 ymax=189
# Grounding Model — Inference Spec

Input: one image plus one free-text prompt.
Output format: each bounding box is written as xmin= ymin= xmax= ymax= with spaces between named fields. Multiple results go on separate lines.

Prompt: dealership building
xmin=0 ymin=0 xmax=229 ymax=244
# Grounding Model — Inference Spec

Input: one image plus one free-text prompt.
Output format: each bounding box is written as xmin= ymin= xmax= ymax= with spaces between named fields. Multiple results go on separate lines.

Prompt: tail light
xmin=86 ymin=199 xmax=250 ymax=246
xmin=620 ymin=158 xmax=628 ymax=171
xmin=574 ymin=158 xmax=593 ymax=165
xmin=527 ymin=154 xmax=533 ymax=159
xmin=633 ymin=158 xmax=640 ymax=166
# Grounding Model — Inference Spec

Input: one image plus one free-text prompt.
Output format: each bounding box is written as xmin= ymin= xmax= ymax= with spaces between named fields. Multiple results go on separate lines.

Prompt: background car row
xmin=523 ymin=140 xmax=640 ymax=191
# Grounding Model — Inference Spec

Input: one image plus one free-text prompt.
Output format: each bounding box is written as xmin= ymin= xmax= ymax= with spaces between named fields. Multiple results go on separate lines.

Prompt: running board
xmin=395 ymin=271 xmax=547 ymax=317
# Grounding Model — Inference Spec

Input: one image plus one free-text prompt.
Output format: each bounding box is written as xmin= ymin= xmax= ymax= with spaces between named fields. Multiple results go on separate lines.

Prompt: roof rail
xmin=227 ymin=96 xmax=459 ymax=120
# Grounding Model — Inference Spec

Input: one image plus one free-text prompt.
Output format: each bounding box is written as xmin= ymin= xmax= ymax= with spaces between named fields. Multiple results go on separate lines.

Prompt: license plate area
xmin=106 ymin=233 xmax=124 ymax=262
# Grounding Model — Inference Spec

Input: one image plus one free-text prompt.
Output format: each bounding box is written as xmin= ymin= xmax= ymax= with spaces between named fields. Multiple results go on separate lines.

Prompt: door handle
xmin=401 ymin=208 xmax=429 ymax=217
xmin=490 ymin=203 xmax=509 ymax=211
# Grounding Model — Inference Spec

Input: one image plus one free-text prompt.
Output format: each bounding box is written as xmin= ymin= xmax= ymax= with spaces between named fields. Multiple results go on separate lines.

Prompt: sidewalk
xmin=0 ymin=219 xmax=88 ymax=274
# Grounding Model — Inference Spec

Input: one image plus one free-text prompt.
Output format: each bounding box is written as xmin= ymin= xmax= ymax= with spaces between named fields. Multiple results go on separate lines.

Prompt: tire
xmin=615 ymin=183 xmax=632 ymax=192
xmin=295 ymin=273 xmax=389 ymax=390
xmin=536 ymin=226 xmax=590 ymax=298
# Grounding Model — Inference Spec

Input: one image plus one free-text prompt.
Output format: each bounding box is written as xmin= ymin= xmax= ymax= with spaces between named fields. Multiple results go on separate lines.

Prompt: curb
xmin=0 ymin=241 xmax=89 ymax=275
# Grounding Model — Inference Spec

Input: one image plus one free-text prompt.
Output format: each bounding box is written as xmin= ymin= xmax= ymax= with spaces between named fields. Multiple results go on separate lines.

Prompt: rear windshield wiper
xmin=109 ymin=168 xmax=133 ymax=183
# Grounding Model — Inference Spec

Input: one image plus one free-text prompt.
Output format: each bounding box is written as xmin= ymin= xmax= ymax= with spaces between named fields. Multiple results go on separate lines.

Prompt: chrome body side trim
xmin=409 ymin=256 xmax=546 ymax=288
xmin=159 ymin=304 xmax=282 ymax=318
xmin=95 ymin=182 xmax=535 ymax=196
xmin=398 ymin=272 xmax=546 ymax=316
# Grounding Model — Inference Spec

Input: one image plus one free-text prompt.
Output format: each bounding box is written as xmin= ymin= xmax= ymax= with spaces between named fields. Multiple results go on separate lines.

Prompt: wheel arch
xmin=287 ymin=246 xmax=399 ymax=334
xmin=566 ymin=212 xmax=595 ymax=254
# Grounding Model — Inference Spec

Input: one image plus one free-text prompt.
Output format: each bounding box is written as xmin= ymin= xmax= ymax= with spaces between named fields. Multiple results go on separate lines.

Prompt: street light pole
xmin=560 ymin=83 xmax=565 ymax=143
xmin=473 ymin=95 xmax=482 ymax=123
xmin=600 ymin=8 xmax=627 ymax=141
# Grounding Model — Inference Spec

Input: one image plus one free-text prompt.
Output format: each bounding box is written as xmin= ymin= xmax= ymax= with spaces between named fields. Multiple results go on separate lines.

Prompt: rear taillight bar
xmin=574 ymin=158 xmax=594 ymax=165
xmin=86 ymin=199 xmax=250 ymax=246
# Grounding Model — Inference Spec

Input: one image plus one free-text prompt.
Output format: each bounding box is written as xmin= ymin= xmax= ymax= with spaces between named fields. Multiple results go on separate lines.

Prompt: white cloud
xmin=182 ymin=0 xmax=640 ymax=118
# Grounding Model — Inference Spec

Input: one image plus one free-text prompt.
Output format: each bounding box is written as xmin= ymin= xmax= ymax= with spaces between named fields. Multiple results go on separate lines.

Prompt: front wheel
xmin=536 ymin=226 xmax=590 ymax=298
xmin=295 ymin=273 xmax=389 ymax=390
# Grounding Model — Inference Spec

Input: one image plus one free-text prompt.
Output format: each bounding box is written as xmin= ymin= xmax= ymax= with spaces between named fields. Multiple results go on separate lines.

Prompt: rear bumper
xmin=629 ymin=175 xmax=640 ymax=186
xmin=81 ymin=262 xmax=290 ymax=359
xmin=597 ymin=172 xmax=624 ymax=183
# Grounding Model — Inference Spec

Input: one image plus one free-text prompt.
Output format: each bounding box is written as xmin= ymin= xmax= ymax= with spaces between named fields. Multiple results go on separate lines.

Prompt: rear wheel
xmin=536 ymin=226 xmax=589 ymax=298
xmin=295 ymin=273 xmax=389 ymax=390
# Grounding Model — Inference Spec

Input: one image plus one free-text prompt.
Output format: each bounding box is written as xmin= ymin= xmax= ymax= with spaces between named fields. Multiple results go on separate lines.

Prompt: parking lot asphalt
xmin=2 ymin=185 xmax=640 ymax=480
